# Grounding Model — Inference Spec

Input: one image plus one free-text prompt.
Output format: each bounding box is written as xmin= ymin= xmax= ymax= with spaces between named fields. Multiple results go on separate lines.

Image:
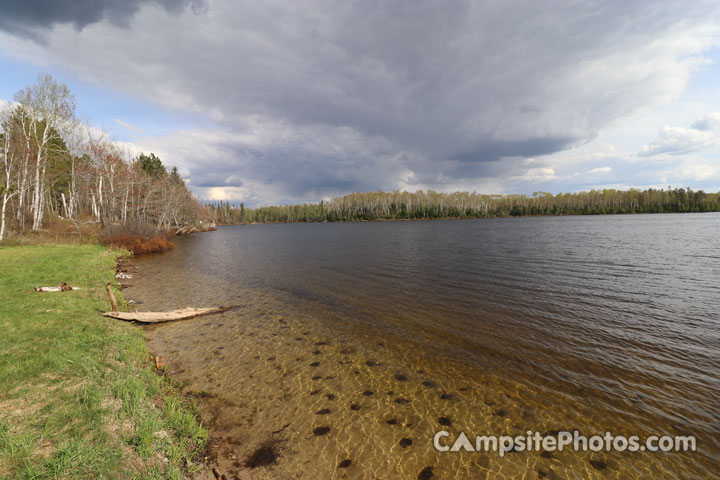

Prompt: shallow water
xmin=125 ymin=214 xmax=720 ymax=479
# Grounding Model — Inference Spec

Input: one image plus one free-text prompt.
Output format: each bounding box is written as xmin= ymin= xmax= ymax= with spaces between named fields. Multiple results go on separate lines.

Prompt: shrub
xmin=100 ymin=222 xmax=175 ymax=255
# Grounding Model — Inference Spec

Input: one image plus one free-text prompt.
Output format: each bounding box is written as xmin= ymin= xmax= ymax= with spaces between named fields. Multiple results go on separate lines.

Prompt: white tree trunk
xmin=61 ymin=192 xmax=68 ymax=218
xmin=31 ymin=151 xmax=42 ymax=230
xmin=91 ymin=193 xmax=99 ymax=220
xmin=0 ymin=193 xmax=8 ymax=241
xmin=35 ymin=159 xmax=48 ymax=229
xmin=31 ymin=125 xmax=49 ymax=231
xmin=0 ymin=190 xmax=16 ymax=241
xmin=122 ymin=183 xmax=129 ymax=223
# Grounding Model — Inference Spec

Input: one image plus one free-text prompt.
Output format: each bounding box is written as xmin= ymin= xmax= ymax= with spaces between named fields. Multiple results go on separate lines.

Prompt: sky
xmin=1 ymin=0 xmax=719 ymax=207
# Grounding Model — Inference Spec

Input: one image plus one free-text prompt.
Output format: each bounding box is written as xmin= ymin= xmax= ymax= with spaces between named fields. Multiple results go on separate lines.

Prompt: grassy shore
xmin=0 ymin=244 xmax=207 ymax=479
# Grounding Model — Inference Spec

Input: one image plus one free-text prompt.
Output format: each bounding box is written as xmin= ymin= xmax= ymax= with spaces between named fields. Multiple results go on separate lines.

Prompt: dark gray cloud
xmin=0 ymin=0 xmax=205 ymax=40
xmin=138 ymin=121 xmax=416 ymax=204
xmin=2 ymin=0 xmax=719 ymax=202
xmin=451 ymin=137 xmax=580 ymax=164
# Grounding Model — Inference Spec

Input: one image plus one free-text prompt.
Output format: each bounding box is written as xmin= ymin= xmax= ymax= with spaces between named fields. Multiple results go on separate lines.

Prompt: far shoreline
xmin=217 ymin=209 xmax=720 ymax=227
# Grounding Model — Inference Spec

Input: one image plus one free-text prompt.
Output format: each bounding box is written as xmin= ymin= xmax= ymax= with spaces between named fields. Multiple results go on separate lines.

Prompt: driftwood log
xmin=34 ymin=283 xmax=79 ymax=292
xmin=103 ymin=306 xmax=234 ymax=324
xmin=103 ymin=281 xmax=233 ymax=323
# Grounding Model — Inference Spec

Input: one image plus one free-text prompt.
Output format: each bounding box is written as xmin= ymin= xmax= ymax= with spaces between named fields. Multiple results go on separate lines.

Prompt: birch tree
xmin=13 ymin=74 xmax=76 ymax=231
xmin=0 ymin=107 xmax=19 ymax=241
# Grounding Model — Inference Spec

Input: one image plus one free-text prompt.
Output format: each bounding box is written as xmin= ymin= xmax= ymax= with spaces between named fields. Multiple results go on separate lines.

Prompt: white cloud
xmin=639 ymin=116 xmax=720 ymax=156
xmin=509 ymin=167 xmax=557 ymax=183
xmin=589 ymin=166 xmax=613 ymax=174
xmin=678 ymin=161 xmax=720 ymax=181
xmin=112 ymin=118 xmax=142 ymax=134
xmin=691 ymin=111 xmax=720 ymax=131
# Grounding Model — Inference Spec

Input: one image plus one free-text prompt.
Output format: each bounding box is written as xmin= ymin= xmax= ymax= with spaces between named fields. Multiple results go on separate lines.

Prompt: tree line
xmin=208 ymin=188 xmax=720 ymax=224
xmin=0 ymin=74 xmax=205 ymax=241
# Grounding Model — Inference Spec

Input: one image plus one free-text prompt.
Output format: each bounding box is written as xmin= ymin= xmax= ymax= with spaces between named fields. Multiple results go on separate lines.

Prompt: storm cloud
xmin=0 ymin=0 xmax=206 ymax=39
xmin=1 ymin=0 xmax=719 ymax=203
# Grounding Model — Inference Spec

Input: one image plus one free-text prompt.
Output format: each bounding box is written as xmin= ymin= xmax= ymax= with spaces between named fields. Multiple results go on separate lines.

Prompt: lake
xmin=126 ymin=214 xmax=720 ymax=479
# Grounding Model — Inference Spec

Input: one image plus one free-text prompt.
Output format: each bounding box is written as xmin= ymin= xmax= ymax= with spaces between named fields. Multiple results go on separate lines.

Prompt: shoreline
xmin=142 ymin=330 xmax=255 ymax=480
xmin=0 ymin=244 xmax=209 ymax=479
xmin=220 ymin=209 xmax=720 ymax=226
xmin=118 ymin=253 xmax=250 ymax=479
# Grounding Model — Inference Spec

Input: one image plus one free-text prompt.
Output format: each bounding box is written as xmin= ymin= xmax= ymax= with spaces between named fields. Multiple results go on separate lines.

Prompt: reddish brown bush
xmin=100 ymin=223 xmax=175 ymax=255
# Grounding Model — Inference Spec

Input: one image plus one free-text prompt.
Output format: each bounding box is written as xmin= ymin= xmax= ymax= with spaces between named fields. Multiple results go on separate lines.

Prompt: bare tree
xmin=0 ymin=106 xmax=19 ymax=241
xmin=13 ymin=73 xmax=76 ymax=231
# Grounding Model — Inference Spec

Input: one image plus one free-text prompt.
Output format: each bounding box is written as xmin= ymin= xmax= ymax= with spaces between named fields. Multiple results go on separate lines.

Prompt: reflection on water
xmin=125 ymin=214 xmax=720 ymax=479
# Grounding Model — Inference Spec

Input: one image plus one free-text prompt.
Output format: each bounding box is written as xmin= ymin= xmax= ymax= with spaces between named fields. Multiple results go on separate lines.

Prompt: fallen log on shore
xmin=103 ymin=306 xmax=234 ymax=324
xmin=34 ymin=283 xmax=80 ymax=292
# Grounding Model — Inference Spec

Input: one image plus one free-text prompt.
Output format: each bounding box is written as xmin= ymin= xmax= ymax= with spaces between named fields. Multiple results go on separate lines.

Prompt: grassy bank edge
xmin=0 ymin=244 xmax=208 ymax=479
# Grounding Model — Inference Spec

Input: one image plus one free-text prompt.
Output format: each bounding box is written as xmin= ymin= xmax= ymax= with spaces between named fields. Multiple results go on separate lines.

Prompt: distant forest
xmin=209 ymin=188 xmax=720 ymax=224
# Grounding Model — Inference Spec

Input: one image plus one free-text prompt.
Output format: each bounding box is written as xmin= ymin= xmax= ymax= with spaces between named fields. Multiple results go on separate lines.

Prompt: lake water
xmin=125 ymin=214 xmax=720 ymax=479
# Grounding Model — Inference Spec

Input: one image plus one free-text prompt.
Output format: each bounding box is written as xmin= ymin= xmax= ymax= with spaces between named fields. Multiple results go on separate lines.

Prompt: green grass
xmin=0 ymin=245 xmax=207 ymax=479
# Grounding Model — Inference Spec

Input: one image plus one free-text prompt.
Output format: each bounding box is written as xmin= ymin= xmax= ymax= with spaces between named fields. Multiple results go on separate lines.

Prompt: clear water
xmin=125 ymin=214 xmax=720 ymax=479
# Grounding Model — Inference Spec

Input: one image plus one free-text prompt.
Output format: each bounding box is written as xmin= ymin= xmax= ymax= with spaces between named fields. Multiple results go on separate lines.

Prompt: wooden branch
xmin=106 ymin=282 xmax=118 ymax=313
xmin=154 ymin=356 xmax=165 ymax=370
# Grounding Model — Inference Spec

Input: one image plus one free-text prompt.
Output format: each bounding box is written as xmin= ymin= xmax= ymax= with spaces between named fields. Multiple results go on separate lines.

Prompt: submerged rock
xmin=418 ymin=466 xmax=434 ymax=479
xmin=399 ymin=438 xmax=413 ymax=448
xmin=313 ymin=426 xmax=331 ymax=436
xmin=245 ymin=442 xmax=280 ymax=468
